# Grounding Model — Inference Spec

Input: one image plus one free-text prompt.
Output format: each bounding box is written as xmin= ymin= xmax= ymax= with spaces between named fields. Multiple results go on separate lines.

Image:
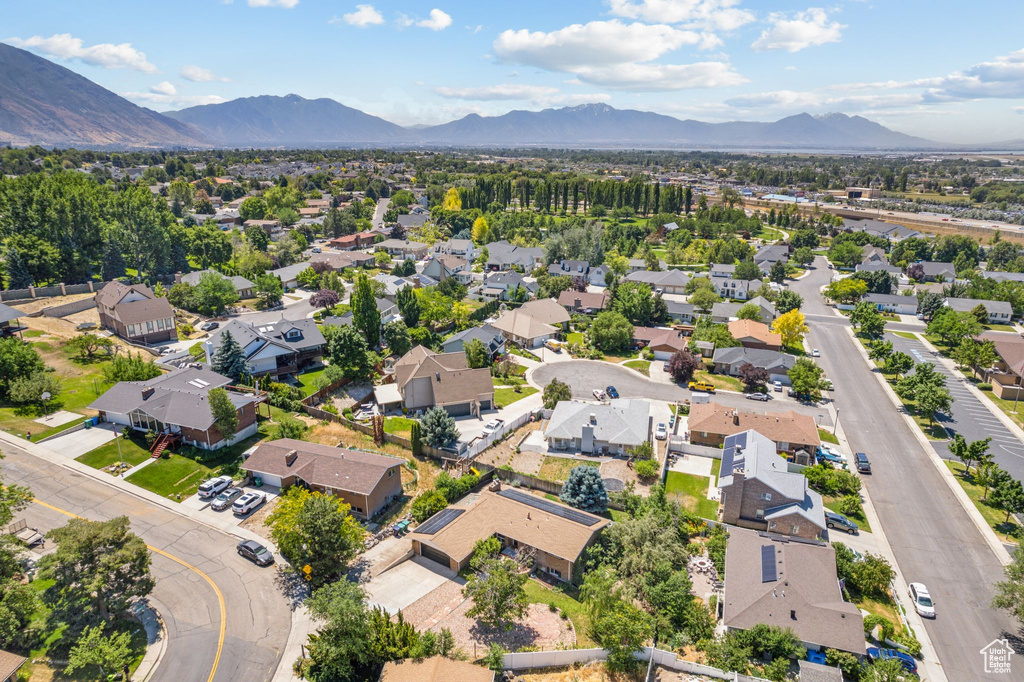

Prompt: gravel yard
xmin=428 ymin=600 xmax=575 ymax=653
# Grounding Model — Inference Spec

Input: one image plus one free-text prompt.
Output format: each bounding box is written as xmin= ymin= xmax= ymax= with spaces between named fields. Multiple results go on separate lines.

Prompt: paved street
xmin=373 ymin=197 xmax=391 ymax=228
xmin=0 ymin=442 xmax=293 ymax=682
xmin=887 ymin=332 xmax=1024 ymax=482
xmin=791 ymin=258 xmax=1018 ymax=680
xmin=531 ymin=359 xmax=834 ymax=428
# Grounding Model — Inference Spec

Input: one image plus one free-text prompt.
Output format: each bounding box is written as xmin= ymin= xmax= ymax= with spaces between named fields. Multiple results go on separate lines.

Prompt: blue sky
xmin=5 ymin=0 xmax=1024 ymax=143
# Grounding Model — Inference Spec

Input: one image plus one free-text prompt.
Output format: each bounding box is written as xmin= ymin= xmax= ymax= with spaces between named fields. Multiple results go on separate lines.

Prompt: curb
xmin=132 ymin=599 xmax=168 ymax=682
xmin=843 ymin=326 xmax=1013 ymax=566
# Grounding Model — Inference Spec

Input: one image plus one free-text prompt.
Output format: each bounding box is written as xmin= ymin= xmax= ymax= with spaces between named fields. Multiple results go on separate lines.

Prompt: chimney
xmin=590 ymin=413 xmax=597 ymax=424
xmin=790 ymin=609 xmax=797 ymax=620
xmin=285 ymin=450 xmax=298 ymax=466
xmin=142 ymin=387 xmax=155 ymax=400
xmin=733 ymin=412 xmax=740 ymax=426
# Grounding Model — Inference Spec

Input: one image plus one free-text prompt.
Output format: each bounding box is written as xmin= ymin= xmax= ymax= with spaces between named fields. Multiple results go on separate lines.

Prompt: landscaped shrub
xmin=837 ymin=494 xmax=863 ymax=517
xmin=978 ymin=382 xmax=992 ymax=390
xmin=635 ymin=459 xmax=659 ymax=480
xmin=411 ymin=489 xmax=448 ymax=522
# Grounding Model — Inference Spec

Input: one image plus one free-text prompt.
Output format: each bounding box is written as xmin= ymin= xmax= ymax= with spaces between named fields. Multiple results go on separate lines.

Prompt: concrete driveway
xmin=40 ymin=423 xmax=118 ymax=459
xmin=364 ymin=556 xmax=457 ymax=614
xmin=182 ymin=484 xmax=280 ymax=521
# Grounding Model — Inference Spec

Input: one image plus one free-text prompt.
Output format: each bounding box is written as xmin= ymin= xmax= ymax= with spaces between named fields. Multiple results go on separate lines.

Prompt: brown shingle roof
xmin=723 ymin=528 xmax=865 ymax=654
xmin=379 ymin=657 xmax=493 ymax=682
xmin=688 ymin=402 xmax=820 ymax=448
xmin=0 ymin=649 xmax=26 ymax=680
xmin=244 ymin=438 xmax=403 ymax=495
xmin=393 ymin=346 xmax=494 ymax=407
xmin=410 ymin=489 xmax=609 ymax=566
xmin=633 ymin=326 xmax=688 ymax=352
xmin=981 ymin=332 xmax=1024 ymax=376
xmin=491 ymin=309 xmax=557 ymax=340
xmin=518 ymin=298 xmax=571 ymax=326
xmin=557 ymin=290 xmax=610 ymax=310
xmin=728 ymin=319 xmax=783 ymax=348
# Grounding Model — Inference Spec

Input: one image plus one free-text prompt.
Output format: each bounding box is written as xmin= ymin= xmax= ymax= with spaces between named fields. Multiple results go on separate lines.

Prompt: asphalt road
xmin=531 ymin=359 xmax=835 ymax=429
xmin=373 ymin=197 xmax=391 ymax=228
xmin=792 ymin=258 xmax=1019 ymax=679
xmin=1 ymin=444 xmax=293 ymax=682
xmin=887 ymin=332 xmax=1024 ymax=483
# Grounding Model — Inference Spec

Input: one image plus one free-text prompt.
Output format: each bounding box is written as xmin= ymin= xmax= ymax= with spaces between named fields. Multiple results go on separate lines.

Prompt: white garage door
xmin=254 ymin=473 xmax=282 ymax=487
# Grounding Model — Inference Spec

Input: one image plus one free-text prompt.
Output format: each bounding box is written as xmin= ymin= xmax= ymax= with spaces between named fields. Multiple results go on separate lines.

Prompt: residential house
xmin=204 ymin=318 xmax=325 ymax=379
xmin=665 ymin=300 xmax=696 ymax=324
xmin=397 ymin=211 xmax=430 ymax=231
xmin=920 ymin=261 xmax=957 ymax=281
xmin=409 ymin=487 xmax=609 ymax=582
xmin=632 ymin=327 xmax=688 ymax=360
xmin=557 ymin=289 xmax=611 ymax=313
xmin=298 ymin=206 xmax=323 ymax=219
xmin=244 ymin=218 xmax=282 ymax=240
xmin=441 ymin=324 xmax=506 ymax=358
xmin=547 ymin=260 xmax=590 ymax=278
xmin=981 ymin=270 xmax=1024 ymax=284
xmin=687 ymin=401 xmax=820 ymax=454
xmin=322 ymin=298 xmax=400 ymax=331
xmin=180 ymin=269 xmax=254 ymax=298
xmin=711 ymin=296 xmax=777 ymax=324
xmin=474 ymin=272 xmax=537 ymax=302
xmin=860 ymin=245 xmax=887 ymax=264
xmin=855 ymin=262 xmax=905 ymax=284
xmin=718 ymin=430 xmax=826 ymax=540
xmin=309 ymin=250 xmax=376 ymax=272
xmin=379 ymin=657 xmax=493 ymax=682
xmin=710 ymin=263 xmax=737 ymax=278
xmin=587 ymin=264 xmax=611 ymax=286
xmin=709 ymin=276 xmax=758 ymax=301
xmin=483 ymin=240 xmax=544 ymax=272
xmin=623 ymin=269 xmax=691 ymax=295
xmin=243 ymin=439 xmax=402 ymax=518
xmin=90 ymin=366 xmax=261 ymax=450
xmin=373 ymin=274 xmax=414 ymax=297
xmin=944 ymin=297 xmax=1014 ymax=324
xmin=754 ymin=245 xmax=789 ymax=274
xmin=842 ymin=217 xmax=919 ymax=242
xmin=433 ymin=238 xmax=477 ymax=261
xmin=0 ymin=649 xmax=26 ymax=682
xmin=394 ymin=346 xmax=494 ymax=416
xmin=628 ymin=258 xmax=667 ymax=273
xmin=722 ymin=527 xmax=865 ymax=655
xmin=491 ymin=298 xmax=571 ymax=348
xmin=711 ymin=347 xmax=796 ymax=385
xmin=797 ymin=661 xmax=844 ymax=682
xmin=95 ymin=281 xmax=177 ymax=344
xmin=545 ymin=399 xmax=651 ymax=455
xmin=727 ymin=319 xmax=783 ymax=351
xmin=267 ymin=263 xmax=310 ymax=290
xmin=977 ymin=332 xmax=1024 ymax=399
xmin=422 ymin=254 xmax=472 ymax=284
xmin=375 ymin=239 xmax=429 ymax=261
xmin=863 ymin=293 xmax=917 ymax=316
xmin=328 ymin=231 xmax=377 ymax=250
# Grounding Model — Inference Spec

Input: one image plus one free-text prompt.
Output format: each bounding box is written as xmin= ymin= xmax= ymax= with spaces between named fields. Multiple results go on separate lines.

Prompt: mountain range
xmin=0 ymin=40 xmax=1001 ymax=152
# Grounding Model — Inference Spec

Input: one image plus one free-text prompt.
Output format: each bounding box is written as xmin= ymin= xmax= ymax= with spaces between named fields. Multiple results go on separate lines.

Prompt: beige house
xmin=491 ymin=298 xmax=571 ymax=348
xmin=394 ymin=346 xmax=494 ymax=417
xmin=687 ymin=402 xmax=820 ymax=454
xmin=409 ymin=486 xmax=609 ymax=582
xmin=95 ymin=281 xmax=177 ymax=344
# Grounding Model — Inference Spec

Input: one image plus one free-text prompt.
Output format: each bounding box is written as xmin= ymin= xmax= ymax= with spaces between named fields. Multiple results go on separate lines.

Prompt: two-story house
xmin=95 ymin=281 xmax=177 ymax=344
xmin=393 ymin=346 xmax=494 ymax=417
xmin=203 ymin=318 xmax=325 ymax=379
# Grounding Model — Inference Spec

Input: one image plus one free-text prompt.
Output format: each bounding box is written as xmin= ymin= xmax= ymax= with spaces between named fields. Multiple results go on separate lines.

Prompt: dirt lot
xmin=477 ymin=421 xmax=543 ymax=468
xmin=239 ymin=495 xmax=279 ymax=542
xmin=599 ymin=458 xmax=656 ymax=496
xmin=429 ymin=601 xmax=575 ymax=654
xmin=515 ymin=663 xmax=717 ymax=682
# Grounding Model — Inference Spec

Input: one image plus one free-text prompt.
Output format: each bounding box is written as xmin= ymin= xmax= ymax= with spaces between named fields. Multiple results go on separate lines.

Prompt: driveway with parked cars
xmin=181 ymin=483 xmax=280 ymax=525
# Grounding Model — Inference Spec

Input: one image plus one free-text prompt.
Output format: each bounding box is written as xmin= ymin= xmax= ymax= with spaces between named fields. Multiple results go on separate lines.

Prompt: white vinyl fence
xmin=503 ymin=646 xmax=773 ymax=681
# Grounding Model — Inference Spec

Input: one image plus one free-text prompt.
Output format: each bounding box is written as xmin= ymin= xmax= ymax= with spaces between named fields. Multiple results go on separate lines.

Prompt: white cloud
xmin=493 ymin=20 xmax=742 ymax=91
xmin=7 ymin=33 xmax=157 ymax=72
xmin=724 ymin=89 xmax=922 ymax=113
xmin=751 ymin=8 xmax=844 ymax=52
xmin=468 ymin=24 xmax=483 ymax=34
xmin=436 ymin=84 xmax=560 ymax=100
xmin=180 ymin=65 xmax=228 ymax=82
xmin=1013 ymin=106 xmax=1024 ymax=114
xmin=247 ymin=0 xmax=299 ymax=7
xmin=924 ymin=49 xmax=1024 ymax=102
xmin=124 ymin=92 xmax=227 ymax=109
xmin=342 ymin=4 xmax=384 ymax=27
xmin=150 ymin=81 xmax=176 ymax=96
xmin=608 ymin=0 xmax=755 ymax=31
xmin=417 ymin=9 xmax=452 ymax=31
xmin=785 ymin=65 xmax=797 ymax=71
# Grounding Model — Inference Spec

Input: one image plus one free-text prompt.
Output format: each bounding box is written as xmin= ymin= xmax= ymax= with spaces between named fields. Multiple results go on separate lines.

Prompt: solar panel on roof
xmin=761 ymin=544 xmax=778 ymax=583
xmin=497 ymin=488 xmax=601 ymax=527
xmin=415 ymin=508 xmax=465 ymax=535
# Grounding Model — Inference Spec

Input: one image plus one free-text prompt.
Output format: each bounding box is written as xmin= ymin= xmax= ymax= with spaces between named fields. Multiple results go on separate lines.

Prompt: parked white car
xmin=592 ymin=389 xmax=606 ymax=401
xmin=232 ymin=491 xmax=267 ymax=516
xmin=908 ymin=582 xmax=935 ymax=618
xmin=482 ymin=419 xmax=504 ymax=437
xmin=198 ymin=476 xmax=232 ymax=499
xmin=812 ymin=348 xmax=820 ymax=357
xmin=655 ymin=423 xmax=668 ymax=440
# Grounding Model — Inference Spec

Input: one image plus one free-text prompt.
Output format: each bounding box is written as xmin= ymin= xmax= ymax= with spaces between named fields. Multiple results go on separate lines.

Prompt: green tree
xmin=192 ymin=271 xmax=239 ymax=316
xmin=868 ymin=340 xmax=894 ymax=364
xmin=351 ymin=273 xmax=381 ymax=348
xmin=463 ymin=556 xmax=529 ymax=630
xmin=410 ymin=421 xmax=422 ymax=456
xmin=689 ymin=286 xmax=721 ymax=312
xmin=612 ymin=281 xmax=656 ymax=326
xmin=65 ymin=333 xmax=115 ymax=360
xmin=735 ymin=303 xmax=762 ymax=321
xmin=560 ymin=465 xmax=608 ymax=513
xmin=927 ymin=308 xmax=982 ymax=347
xmin=187 ymin=223 xmax=233 ymax=269
xmin=245 ymin=224 xmax=270 ymax=250
xmin=543 ymin=378 xmax=572 ymax=409
xmin=299 ymin=580 xmax=372 ymax=682
xmin=789 ymin=357 xmax=826 ymax=401
xmin=110 ymin=184 xmax=172 ymax=281
xmin=992 ymin=544 xmax=1024 ymax=624
xmin=885 ymin=351 xmax=914 ymax=377
xmin=828 ymin=241 xmax=863 ymax=268
xmin=769 ymin=259 xmax=787 ymax=284
xmin=323 ymin=324 xmax=374 ymax=380
xmin=0 ymin=338 xmax=44 ymax=400
xmin=9 ymin=371 xmax=62 ymax=409
xmin=101 ymin=240 xmax=127 ymax=281
xmin=463 ymin=338 xmax=490 ymax=368
xmin=595 ymin=600 xmax=652 ymax=673
xmin=265 ymin=487 xmax=364 ymax=587
xmin=579 ymin=565 xmax=623 ymax=625
xmin=734 ymin=260 xmax=762 ymax=282
xmin=590 ymin=311 xmax=634 ymax=353
xmin=211 ymin=330 xmax=251 ymax=382
xmin=42 ymin=516 xmax=154 ymax=622
xmin=824 ymin=278 xmax=868 ymax=305
xmin=208 ymin=387 xmax=238 ymax=440
xmin=0 ymin=581 xmax=36 ymax=649
xmin=421 ymin=406 xmax=460 ymax=447
xmin=850 ymin=301 xmax=887 ymax=339
xmin=3 ymin=247 xmax=33 ymax=288
xmin=411 ymin=489 xmax=448 ymax=522
xmin=102 ymin=352 xmax=162 ymax=383
xmin=991 ymin=477 xmax=1024 ymax=523
xmin=396 ymin=286 xmax=421 ymax=327
xmin=297 ymin=266 xmax=321 ymax=290
xmin=382 ymin=320 xmax=412 ymax=357
xmin=64 ymin=623 xmax=134 ymax=680
xmin=949 ymin=433 xmax=992 ymax=472
xmin=253 ymin=273 xmax=284 ymax=309
xmin=792 ymin=246 xmax=814 ymax=266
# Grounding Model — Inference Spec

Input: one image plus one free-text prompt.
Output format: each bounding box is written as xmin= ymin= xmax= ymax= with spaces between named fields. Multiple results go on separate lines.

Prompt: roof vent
xmin=590 ymin=413 xmax=597 ymax=424
xmin=790 ymin=609 xmax=796 ymax=620
xmin=435 ymin=372 xmax=441 ymax=382
xmin=285 ymin=450 xmax=298 ymax=466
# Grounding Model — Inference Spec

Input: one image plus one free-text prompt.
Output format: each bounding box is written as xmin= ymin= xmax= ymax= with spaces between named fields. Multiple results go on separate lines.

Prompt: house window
xmin=761 ymin=492 xmax=772 ymax=501
xmin=388 ymin=469 xmax=394 ymax=478
xmin=146 ymin=321 xmax=154 ymax=333
xmin=790 ymin=525 xmax=800 ymax=535
xmin=156 ymin=318 xmax=164 ymax=330
xmin=755 ymin=509 xmax=765 ymax=520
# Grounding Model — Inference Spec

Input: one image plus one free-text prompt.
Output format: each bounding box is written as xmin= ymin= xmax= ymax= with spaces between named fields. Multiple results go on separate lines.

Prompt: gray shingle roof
xmin=545 ymin=399 xmax=650 ymax=447
xmin=713 ymin=347 xmax=795 ymax=373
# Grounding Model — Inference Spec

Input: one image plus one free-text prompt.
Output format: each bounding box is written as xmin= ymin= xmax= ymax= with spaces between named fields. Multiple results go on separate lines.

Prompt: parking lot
xmin=181 ymin=483 xmax=280 ymax=525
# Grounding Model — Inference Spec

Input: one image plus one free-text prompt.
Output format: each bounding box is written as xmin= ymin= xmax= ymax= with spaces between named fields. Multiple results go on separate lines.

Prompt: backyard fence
xmin=459 ymin=410 xmax=535 ymax=460
xmin=493 ymin=468 xmax=563 ymax=496
xmin=300 ymin=377 xmax=351 ymax=406
xmin=670 ymin=441 xmax=724 ymax=459
xmin=40 ymin=298 xmax=97 ymax=318
xmin=299 ymin=403 xmax=450 ymax=460
xmin=0 ymin=280 xmax=112 ymax=303
xmin=502 ymin=646 xmax=772 ymax=681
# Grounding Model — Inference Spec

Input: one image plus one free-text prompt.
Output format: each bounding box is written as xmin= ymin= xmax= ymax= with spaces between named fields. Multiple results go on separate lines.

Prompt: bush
xmin=411 ymin=489 xmax=448 ymax=522
xmin=635 ymin=459 xmax=659 ymax=480
xmin=978 ymin=382 xmax=992 ymax=390
xmin=837 ymin=494 xmax=863 ymax=517
xmin=892 ymin=630 xmax=922 ymax=657
xmin=641 ymin=346 xmax=654 ymax=360
xmin=178 ymin=323 xmax=195 ymax=336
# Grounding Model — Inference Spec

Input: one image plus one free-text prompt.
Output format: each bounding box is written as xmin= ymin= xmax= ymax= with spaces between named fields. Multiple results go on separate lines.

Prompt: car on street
xmin=200 ymin=321 xmax=219 ymax=332
xmin=232 ymin=491 xmax=267 ymax=516
xmin=236 ymin=540 xmax=274 ymax=567
xmin=812 ymin=348 xmax=820 ymax=357
xmin=908 ymin=582 xmax=935 ymax=618
xmin=482 ymin=419 xmax=504 ymax=437
xmin=211 ymin=487 xmax=244 ymax=511
xmin=866 ymin=647 xmax=917 ymax=674
xmin=855 ymin=452 xmax=871 ymax=473
xmin=592 ymin=389 xmax=606 ymax=401
xmin=311 ymin=247 xmax=321 ymax=253
xmin=655 ymin=423 xmax=668 ymax=440
xmin=606 ymin=386 xmax=619 ymax=399
xmin=745 ymin=392 xmax=771 ymax=401
xmin=825 ymin=511 xmax=859 ymax=534
xmin=198 ymin=475 xmax=232 ymax=499
xmin=772 ymin=380 xmax=783 ymax=392
xmin=687 ymin=380 xmax=716 ymax=393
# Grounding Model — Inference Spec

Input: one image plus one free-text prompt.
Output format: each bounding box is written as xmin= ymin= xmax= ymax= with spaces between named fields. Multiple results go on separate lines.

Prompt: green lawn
xmin=694 ymin=369 xmax=744 ymax=393
xmin=76 ymin=434 xmax=152 ymax=470
xmin=976 ymin=385 xmax=1024 ymax=430
xmin=523 ymin=579 xmax=596 ymax=647
xmin=566 ymin=332 xmax=585 ymax=346
xmin=294 ymin=367 xmax=328 ymax=397
xmin=509 ymin=346 xmax=541 ymax=361
xmin=494 ymin=385 xmax=538 ymax=408
xmin=384 ymin=416 xmax=417 ymax=438
xmin=623 ymin=359 xmax=651 ymax=377
xmin=984 ymin=323 xmax=1017 ymax=332
xmin=818 ymin=428 xmax=839 ymax=445
xmin=822 ymin=494 xmax=872 ymax=533
xmin=945 ymin=461 xmax=1023 ymax=543
xmin=665 ymin=468 xmax=720 ymax=519
xmin=126 ymin=432 xmax=265 ymax=500
xmin=538 ymin=456 xmax=598 ymax=482
xmin=892 ymin=331 xmax=919 ymax=340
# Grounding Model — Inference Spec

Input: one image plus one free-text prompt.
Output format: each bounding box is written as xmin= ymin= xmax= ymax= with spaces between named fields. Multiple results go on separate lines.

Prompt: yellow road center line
xmin=32 ymin=498 xmax=226 ymax=682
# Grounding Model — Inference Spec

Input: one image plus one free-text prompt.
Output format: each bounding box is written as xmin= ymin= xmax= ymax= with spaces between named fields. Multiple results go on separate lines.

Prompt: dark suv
xmin=855 ymin=452 xmax=871 ymax=474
